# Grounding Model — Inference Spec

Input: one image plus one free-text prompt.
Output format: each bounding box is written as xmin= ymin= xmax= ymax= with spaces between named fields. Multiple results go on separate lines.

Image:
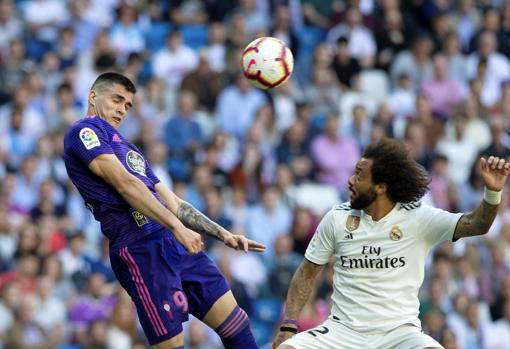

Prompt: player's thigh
xmin=152 ymin=332 xmax=184 ymax=349
xmin=180 ymin=252 xmax=232 ymax=324
xmin=201 ymin=290 xmax=238 ymax=328
xmin=372 ymin=324 xmax=444 ymax=349
xmin=110 ymin=240 xmax=188 ymax=346
xmin=282 ymin=319 xmax=366 ymax=349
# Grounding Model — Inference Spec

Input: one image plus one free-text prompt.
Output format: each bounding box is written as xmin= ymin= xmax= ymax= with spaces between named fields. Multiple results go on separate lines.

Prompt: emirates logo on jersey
xmin=126 ymin=150 xmax=146 ymax=176
xmin=341 ymin=245 xmax=407 ymax=268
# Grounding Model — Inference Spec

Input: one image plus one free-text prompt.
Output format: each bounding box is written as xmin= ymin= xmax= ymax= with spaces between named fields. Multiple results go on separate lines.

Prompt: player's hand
xmin=222 ymin=232 xmax=266 ymax=253
xmin=272 ymin=330 xmax=295 ymax=349
xmin=174 ymin=226 xmax=203 ymax=255
xmin=481 ymin=156 xmax=510 ymax=191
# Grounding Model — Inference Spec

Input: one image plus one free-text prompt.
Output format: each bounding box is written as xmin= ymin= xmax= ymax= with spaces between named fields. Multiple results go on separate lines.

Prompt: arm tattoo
xmin=176 ymin=201 xmax=225 ymax=240
xmin=284 ymin=259 xmax=323 ymax=321
xmin=454 ymin=200 xmax=499 ymax=240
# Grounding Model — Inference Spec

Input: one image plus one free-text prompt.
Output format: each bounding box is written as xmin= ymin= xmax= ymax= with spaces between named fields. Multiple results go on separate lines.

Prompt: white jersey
xmin=305 ymin=202 xmax=462 ymax=334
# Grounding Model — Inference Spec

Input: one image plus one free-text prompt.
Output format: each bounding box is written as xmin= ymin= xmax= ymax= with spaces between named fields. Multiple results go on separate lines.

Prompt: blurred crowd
xmin=2 ymin=0 xmax=510 ymax=348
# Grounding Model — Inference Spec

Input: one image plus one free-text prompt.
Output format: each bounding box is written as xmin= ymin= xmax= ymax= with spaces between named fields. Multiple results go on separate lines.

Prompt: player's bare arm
xmin=89 ymin=154 xmax=203 ymax=254
xmin=177 ymin=201 xmax=266 ymax=252
xmin=272 ymin=258 xmax=324 ymax=349
xmin=454 ymin=156 xmax=510 ymax=240
xmin=154 ymin=182 xmax=266 ymax=252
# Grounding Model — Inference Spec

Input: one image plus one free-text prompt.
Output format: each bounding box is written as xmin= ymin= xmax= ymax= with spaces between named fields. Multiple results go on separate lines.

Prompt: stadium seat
xmin=146 ymin=22 xmax=172 ymax=52
xmin=339 ymin=91 xmax=378 ymax=126
xmin=359 ymin=69 xmax=391 ymax=105
xmin=56 ymin=345 xmax=81 ymax=349
xmin=293 ymin=183 xmax=340 ymax=216
xmin=181 ymin=24 xmax=209 ymax=51
xmin=296 ymin=26 xmax=326 ymax=61
xmin=139 ymin=60 xmax=153 ymax=84
xmin=294 ymin=26 xmax=327 ymax=84
xmin=25 ymin=39 xmax=52 ymax=62
xmin=253 ymin=298 xmax=282 ymax=325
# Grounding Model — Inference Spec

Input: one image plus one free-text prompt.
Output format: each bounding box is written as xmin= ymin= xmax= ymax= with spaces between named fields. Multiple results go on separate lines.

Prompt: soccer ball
xmin=242 ymin=37 xmax=294 ymax=90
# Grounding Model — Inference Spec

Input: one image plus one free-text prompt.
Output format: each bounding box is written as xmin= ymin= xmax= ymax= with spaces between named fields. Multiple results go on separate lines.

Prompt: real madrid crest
xmin=390 ymin=226 xmax=403 ymax=241
xmin=346 ymin=215 xmax=360 ymax=232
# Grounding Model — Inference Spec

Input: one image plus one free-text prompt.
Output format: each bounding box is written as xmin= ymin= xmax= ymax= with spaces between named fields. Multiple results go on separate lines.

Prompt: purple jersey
xmin=64 ymin=115 xmax=166 ymax=248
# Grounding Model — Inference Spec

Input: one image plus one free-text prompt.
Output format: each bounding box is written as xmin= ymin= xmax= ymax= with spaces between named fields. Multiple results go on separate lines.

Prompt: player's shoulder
xmin=330 ymin=202 xmax=361 ymax=218
xmin=398 ymin=201 xmax=422 ymax=212
xmin=64 ymin=116 xmax=110 ymax=152
xmin=67 ymin=116 xmax=112 ymax=140
xmin=66 ymin=116 xmax=104 ymax=135
xmin=333 ymin=202 xmax=352 ymax=211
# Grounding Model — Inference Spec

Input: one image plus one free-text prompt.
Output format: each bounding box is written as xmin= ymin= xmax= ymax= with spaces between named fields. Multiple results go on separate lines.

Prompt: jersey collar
xmin=361 ymin=203 xmax=400 ymax=224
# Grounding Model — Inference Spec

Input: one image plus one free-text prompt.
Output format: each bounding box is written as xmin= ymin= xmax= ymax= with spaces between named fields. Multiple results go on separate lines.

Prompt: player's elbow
xmin=115 ymin=175 xmax=139 ymax=197
xmin=478 ymin=226 xmax=491 ymax=237
xmin=300 ymin=259 xmax=324 ymax=280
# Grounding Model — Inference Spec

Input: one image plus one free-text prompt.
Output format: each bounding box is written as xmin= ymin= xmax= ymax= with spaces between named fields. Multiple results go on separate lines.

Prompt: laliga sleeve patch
xmin=79 ymin=127 xmax=101 ymax=150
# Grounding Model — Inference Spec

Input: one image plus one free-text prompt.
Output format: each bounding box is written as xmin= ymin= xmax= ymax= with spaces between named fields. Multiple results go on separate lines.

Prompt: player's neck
xmin=363 ymin=197 xmax=396 ymax=221
xmin=86 ymin=106 xmax=96 ymax=118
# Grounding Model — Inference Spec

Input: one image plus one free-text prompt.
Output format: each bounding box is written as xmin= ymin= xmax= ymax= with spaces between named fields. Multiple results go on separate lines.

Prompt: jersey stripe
xmin=334 ymin=203 xmax=351 ymax=211
xmin=400 ymin=202 xmax=421 ymax=211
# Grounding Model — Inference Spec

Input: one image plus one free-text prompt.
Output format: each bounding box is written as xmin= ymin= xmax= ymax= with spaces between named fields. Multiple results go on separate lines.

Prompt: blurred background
xmin=1 ymin=0 xmax=510 ymax=348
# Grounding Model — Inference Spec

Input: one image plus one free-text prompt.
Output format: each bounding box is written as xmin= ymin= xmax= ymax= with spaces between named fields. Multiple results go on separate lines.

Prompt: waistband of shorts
xmin=110 ymin=227 xmax=170 ymax=251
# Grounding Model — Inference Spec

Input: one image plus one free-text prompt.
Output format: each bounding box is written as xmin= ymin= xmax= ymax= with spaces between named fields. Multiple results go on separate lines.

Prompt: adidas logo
xmin=112 ymin=134 xmax=121 ymax=142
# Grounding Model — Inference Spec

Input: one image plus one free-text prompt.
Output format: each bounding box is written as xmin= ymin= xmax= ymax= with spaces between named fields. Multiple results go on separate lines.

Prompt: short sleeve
xmin=305 ymin=210 xmax=337 ymax=265
xmin=419 ymin=205 xmax=463 ymax=247
xmin=68 ymin=124 xmax=113 ymax=165
xmin=145 ymin=161 xmax=161 ymax=185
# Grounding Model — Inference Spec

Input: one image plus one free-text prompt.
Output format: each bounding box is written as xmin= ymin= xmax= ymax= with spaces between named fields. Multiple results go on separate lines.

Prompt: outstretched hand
xmin=222 ymin=232 xmax=266 ymax=253
xmin=481 ymin=156 xmax=510 ymax=191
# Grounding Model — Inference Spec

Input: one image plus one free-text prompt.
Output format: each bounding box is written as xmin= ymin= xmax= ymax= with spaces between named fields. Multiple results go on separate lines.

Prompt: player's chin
xmin=112 ymin=116 xmax=122 ymax=126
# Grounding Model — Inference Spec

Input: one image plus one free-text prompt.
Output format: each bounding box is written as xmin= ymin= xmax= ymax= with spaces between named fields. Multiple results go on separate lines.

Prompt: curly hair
xmin=362 ymin=139 xmax=430 ymax=203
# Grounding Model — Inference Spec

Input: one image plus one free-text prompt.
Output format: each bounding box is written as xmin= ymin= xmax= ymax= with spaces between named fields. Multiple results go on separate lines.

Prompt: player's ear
xmin=88 ymin=90 xmax=97 ymax=106
xmin=375 ymin=183 xmax=387 ymax=195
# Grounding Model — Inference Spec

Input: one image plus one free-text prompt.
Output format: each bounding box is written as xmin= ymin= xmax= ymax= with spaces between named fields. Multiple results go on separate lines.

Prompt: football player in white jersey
xmin=272 ymin=139 xmax=510 ymax=349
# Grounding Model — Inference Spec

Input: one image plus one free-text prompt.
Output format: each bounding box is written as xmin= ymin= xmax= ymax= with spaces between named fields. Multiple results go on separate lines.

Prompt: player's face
xmin=348 ymin=158 xmax=377 ymax=210
xmin=90 ymin=83 xmax=133 ymax=129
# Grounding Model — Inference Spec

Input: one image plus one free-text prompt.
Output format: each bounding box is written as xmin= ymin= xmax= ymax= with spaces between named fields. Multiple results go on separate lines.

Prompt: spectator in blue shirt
xmin=164 ymin=90 xmax=204 ymax=180
xmin=216 ymin=71 xmax=267 ymax=139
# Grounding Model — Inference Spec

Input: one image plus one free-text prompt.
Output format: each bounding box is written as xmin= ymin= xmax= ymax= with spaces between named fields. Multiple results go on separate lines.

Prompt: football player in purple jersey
xmin=64 ymin=72 xmax=265 ymax=349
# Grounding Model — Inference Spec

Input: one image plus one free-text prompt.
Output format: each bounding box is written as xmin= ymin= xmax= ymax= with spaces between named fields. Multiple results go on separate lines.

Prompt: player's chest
xmin=336 ymin=215 xmax=419 ymax=257
xmin=110 ymin=138 xmax=147 ymax=177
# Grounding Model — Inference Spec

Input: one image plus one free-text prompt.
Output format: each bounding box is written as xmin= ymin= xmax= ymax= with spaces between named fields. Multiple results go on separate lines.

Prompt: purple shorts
xmin=110 ymin=230 xmax=230 ymax=345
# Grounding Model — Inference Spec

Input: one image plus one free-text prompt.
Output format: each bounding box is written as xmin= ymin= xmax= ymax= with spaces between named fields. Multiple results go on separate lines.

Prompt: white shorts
xmin=282 ymin=318 xmax=443 ymax=349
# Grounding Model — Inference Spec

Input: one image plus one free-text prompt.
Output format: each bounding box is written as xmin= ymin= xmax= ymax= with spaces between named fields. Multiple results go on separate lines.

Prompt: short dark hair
xmin=362 ymin=139 xmax=429 ymax=203
xmin=94 ymin=54 xmax=116 ymax=71
xmin=336 ymin=36 xmax=348 ymax=45
xmin=57 ymin=82 xmax=72 ymax=94
xmin=91 ymin=72 xmax=136 ymax=94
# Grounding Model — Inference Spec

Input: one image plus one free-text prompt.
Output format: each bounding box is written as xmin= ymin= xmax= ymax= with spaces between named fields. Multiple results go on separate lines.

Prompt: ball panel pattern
xmin=242 ymin=37 xmax=294 ymax=89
